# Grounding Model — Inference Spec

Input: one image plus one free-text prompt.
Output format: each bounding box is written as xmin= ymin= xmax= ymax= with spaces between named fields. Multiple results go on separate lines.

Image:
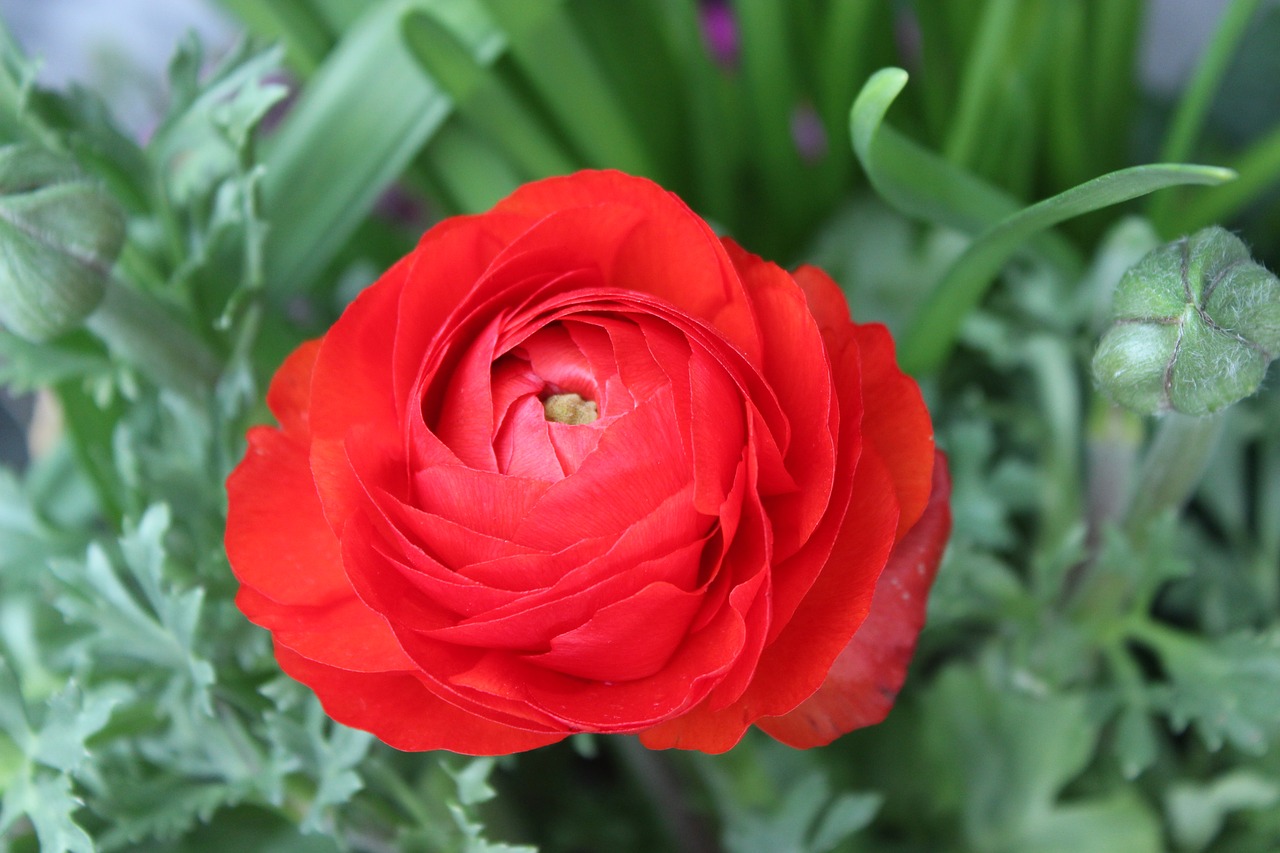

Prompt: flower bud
xmin=1093 ymin=226 xmax=1280 ymax=416
xmin=0 ymin=145 xmax=126 ymax=341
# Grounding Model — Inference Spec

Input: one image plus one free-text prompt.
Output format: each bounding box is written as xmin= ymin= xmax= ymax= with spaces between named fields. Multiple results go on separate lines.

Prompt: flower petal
xmin=757 ymin=453 xmax=951 ymax=746
xmin=273 ymin=644 xmax=565 ymax=754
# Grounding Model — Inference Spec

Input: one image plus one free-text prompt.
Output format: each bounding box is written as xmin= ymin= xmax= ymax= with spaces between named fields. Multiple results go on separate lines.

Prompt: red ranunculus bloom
xmin=226 ymin=170 xmax=951 ymax=754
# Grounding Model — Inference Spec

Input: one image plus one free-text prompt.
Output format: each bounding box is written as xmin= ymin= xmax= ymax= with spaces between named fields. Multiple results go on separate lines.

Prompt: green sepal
xmin=1093 ymin=226 xmax=1280 ymax=415
xmin=0 ymin=145 xmax=125 ymax=341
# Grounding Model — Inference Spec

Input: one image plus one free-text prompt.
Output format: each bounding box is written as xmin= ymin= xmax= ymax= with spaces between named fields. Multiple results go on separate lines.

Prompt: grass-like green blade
xmin=477 ymin=0 xmax=656 ymax=178
xmin=215 ymin=0 xmax=334 ymax=74
xmin=259 ymin=0 xmax=495 ymax=295
xmin=850 ymin=68 xmax=1078 ymax=271
xmin=943 ymin=0 xmax=1018 ymax=170
xmin=1148 ymin=0 xmax=1262 ymax=230
xmin=1166 ymin=122 xmax=1280 ymax=232
xmin=898 ymin=162 xmax=1236 ymax=376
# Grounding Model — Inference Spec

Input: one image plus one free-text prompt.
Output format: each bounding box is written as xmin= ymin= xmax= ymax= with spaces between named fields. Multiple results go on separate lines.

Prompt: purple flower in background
xmin=700 ymin=0 xmax=739 ymax=69
xmin=791 ymin=102 xmax=828 ymax=163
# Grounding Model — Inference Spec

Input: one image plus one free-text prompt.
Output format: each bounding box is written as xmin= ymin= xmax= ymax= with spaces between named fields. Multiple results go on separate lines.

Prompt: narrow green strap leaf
xmin=214 ymin=0 xmax=334 ymax=75
xmin=423 ymin=121 xmax=526 ymax=213
xmin=402 ymin=10 xmax=577 ymax=181
xmin=477 ymin=0 xmax=656 ymax=177
xmin=898 ymin=162 xmax=1236 ymax=375
xmin=1164 ymin=121 xmax=1280 ymax=233
xmin=943 ymin=0 xmax=1019 ymax=170
xmin=1148 ymin=0 xmax=1262 ymax=228
xmin=260 ymin=0 xmax=495 ymax=294
xmin=849 ymin=68 xmax=1078 ymax=271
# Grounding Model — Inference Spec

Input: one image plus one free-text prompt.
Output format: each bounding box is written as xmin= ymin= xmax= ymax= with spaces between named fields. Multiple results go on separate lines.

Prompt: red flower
xmin=225 ymin=171 xmax=950 ymax=754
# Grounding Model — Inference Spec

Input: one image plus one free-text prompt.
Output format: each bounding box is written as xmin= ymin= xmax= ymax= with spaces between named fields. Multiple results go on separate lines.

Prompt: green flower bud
xmin=1093 ymin=226 xmax=1280 ymax=416
xmin=0 ymin=144 xmax=126 ymax=341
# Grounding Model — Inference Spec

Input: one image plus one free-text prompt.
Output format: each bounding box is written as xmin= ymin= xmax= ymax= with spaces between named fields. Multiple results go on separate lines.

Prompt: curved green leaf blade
xmin=849 ymin=67 xmax=1079 ymax=273
xmin=898 ymin=162 xmax=1236 ymax=375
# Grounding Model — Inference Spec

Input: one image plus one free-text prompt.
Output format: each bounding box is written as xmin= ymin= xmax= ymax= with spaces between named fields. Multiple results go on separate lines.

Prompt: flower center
xmin=542 ymin=392 xmax=598 ymax=425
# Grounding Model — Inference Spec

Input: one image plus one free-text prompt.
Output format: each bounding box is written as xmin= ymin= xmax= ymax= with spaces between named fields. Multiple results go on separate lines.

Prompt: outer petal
xmin=794 ymin=264 xmax=935 ymax=538
xmin=854 ymin=323 xmax=935 ymax=538
xmin=274 ymin=645 xmax=565 ymax=754
xmin=757 ymin=453 xmax=951 ymax=747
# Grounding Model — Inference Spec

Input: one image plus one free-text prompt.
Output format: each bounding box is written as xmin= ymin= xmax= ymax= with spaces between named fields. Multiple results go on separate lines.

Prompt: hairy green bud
xmin=1093 ymin=226 xmax=1280 ymax=416
xmin=0 ymin=145 xmax=126 ymax=341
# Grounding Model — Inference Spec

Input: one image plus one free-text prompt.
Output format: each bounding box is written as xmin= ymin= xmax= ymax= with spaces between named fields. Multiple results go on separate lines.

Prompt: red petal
xmin=854 ymin=323 xmax=935 ymax=538
xmin=225 ymin=426 xmax=349 ymax=607
xmin=236 ymin=586 xmax=414 ymax=673
xmin=265 ymin=339 xmax=321 ymax=441
xmin=792 ymin=264 xmax=852 ymax=337
xmin=491 ymin=170 xmax=764 ymax=363
xmin=757 ymin=453 xmax=951 ymax=747
xmin=638 ymin=444 xmax=899 ymax=753
xmin=273 ymin=644 xmax=564 ymax=754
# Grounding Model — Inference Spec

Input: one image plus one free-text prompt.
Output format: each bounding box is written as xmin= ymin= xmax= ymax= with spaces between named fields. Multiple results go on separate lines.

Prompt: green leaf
xmin=264 ymin=692 xmax=373 ymax=833
xmin=150 ymin=42 xmax=287 ymax=205
xmin=1015 ymin=791 xmax=1161 ymax=853
xmin=848 ymin=67 xmax=1077 ymax=270
xmin=0 ymin=330 xmax=112 ymax=391
xmin=51 ymin=505 xmax=215 ymax=709
xmin=1149 ymin=0 xmax=1264 ymax=230
xmin=477 ymin=0 xmax=655 ymax=177
xmin=1166 ymin=771 xmax=1280 ymax=852
xmin=261 ymin=0 xmax=496 ymax=293
xmin=1 ymin=772 xmax=95 ymax=853
xmin=898 ymin=162 xmax=1235 ymax=375
xmin=1142 ymin=627 xmax=1280 ymax=754
xmin=31 ymin=682 xmax=123 ymax=775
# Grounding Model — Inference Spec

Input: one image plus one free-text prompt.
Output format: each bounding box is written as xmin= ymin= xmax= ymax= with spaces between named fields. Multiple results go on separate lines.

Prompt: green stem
xmin=1124 ymin=412 xmax=1224 ymax=535
xmin=1085 ymin=401 xmax=1144 ymax=544
xmin=613 ymin=737 xmax=722 ymax=853
xmin=84 ymin=279 xmax=220 ymax=401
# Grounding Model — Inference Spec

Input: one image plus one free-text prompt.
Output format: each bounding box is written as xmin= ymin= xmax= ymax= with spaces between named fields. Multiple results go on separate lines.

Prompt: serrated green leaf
xmin=1 ymin=772 xmax=94 ymax=853
xmin=32 ymin=682 xmax=123 ymax=774
xmin=51 ymin=505 xmax=214 ymax=712
xmin=1144 ymin=627 xmax=1280 ymax=754
xmin=264 ymin=695 xmax=372 ymax=833
xmin=1015 ymin=791 xmax=1161 ymax=853
xmin=1166 ymin=771 xmax=1280 ymax=852
xmin=151 ymin=44 xmax=286 ymax=204
xmin=1113 ymin=706 xmax=1159 ymax=780
xmin=447 ymin=756 xmax=499 ymax=807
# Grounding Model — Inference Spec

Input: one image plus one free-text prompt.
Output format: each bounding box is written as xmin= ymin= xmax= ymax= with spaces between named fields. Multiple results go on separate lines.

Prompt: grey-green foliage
xmin=1094 ymin=226 xmax=1280 ymax=415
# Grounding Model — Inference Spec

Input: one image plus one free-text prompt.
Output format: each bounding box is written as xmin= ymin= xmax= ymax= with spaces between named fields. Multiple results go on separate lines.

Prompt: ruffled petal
xmin=757 ymin=454 xmax=951 ymax=746
xmin=274 ymin=645 xmax=565 ymax=754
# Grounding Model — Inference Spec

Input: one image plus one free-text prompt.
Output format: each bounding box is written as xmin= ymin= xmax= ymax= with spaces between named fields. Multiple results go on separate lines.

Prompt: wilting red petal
xmin=757 ymin=454 xmax=951 ymax=747
xmin=274 ymin=644 xmax=565 ymax=754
